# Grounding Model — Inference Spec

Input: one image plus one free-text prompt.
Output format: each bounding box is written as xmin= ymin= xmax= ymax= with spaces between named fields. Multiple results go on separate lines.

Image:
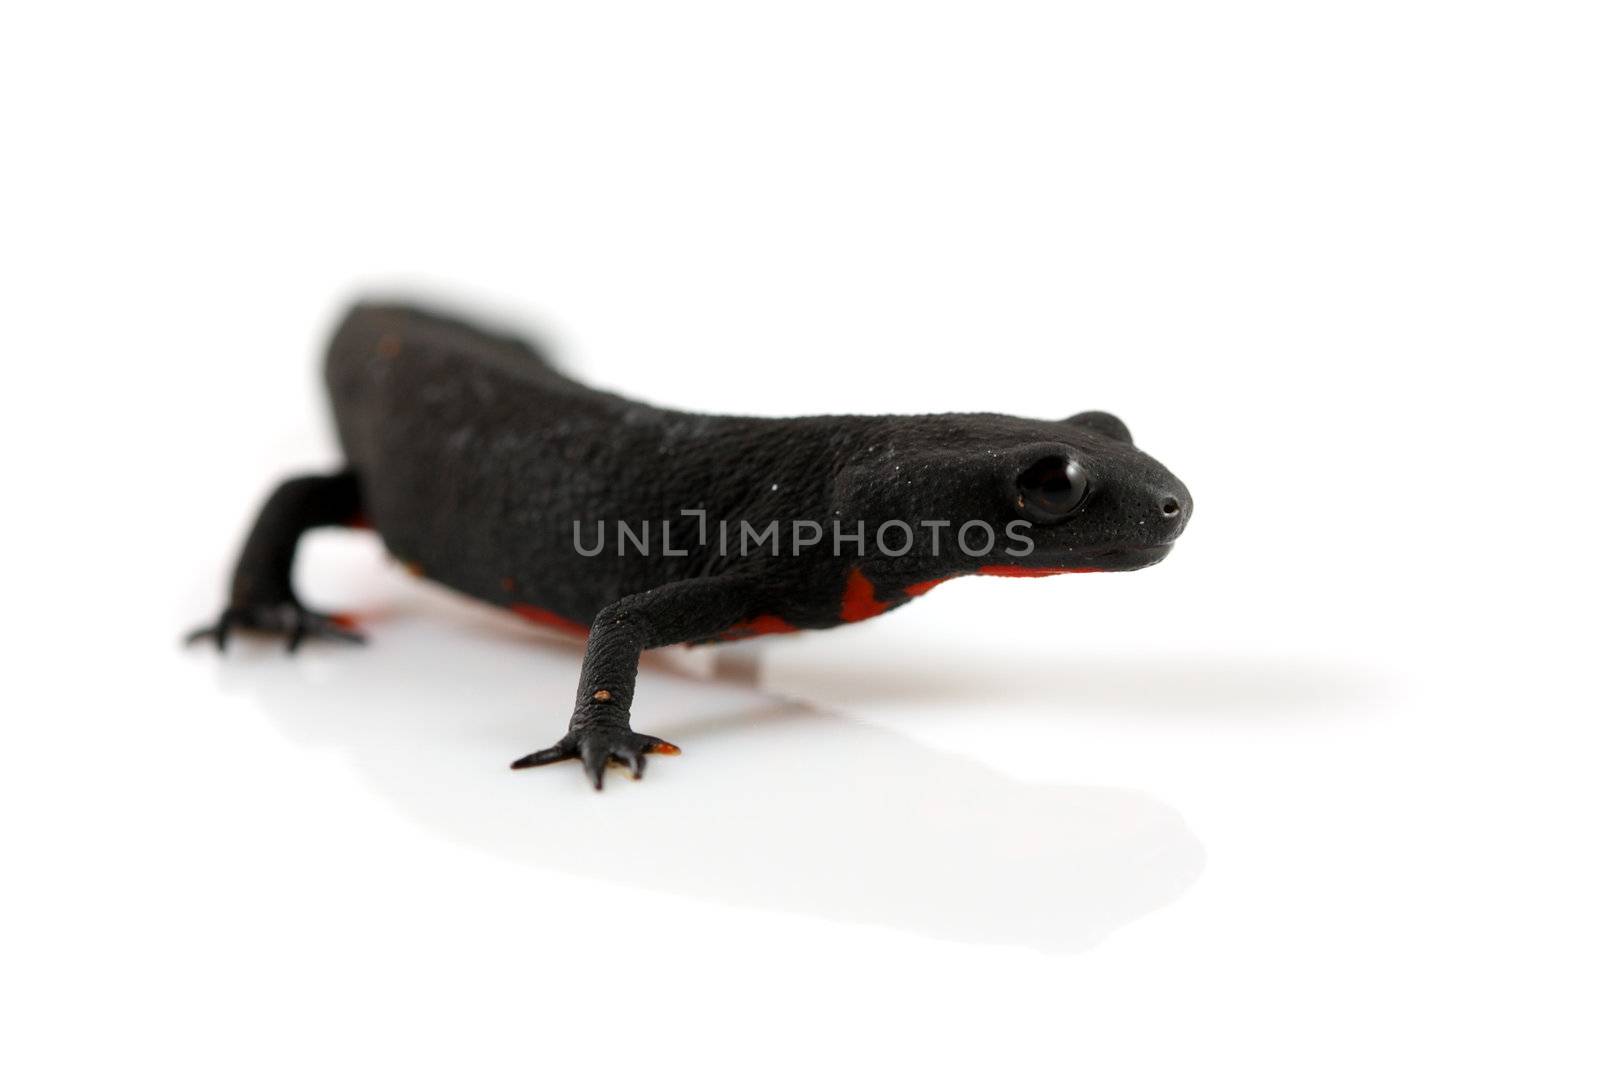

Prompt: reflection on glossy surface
xmin=211 ymin=595 xmax=1205 ymax=953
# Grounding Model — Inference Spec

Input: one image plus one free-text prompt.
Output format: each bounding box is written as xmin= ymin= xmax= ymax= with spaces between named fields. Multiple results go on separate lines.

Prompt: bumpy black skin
xmin=190 ymin=303 xmax=1192 ymax=788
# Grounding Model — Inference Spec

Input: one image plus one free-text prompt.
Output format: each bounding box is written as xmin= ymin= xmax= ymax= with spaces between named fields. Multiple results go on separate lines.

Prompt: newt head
xmin=835 ymin=408 xmax=1192 ymax=575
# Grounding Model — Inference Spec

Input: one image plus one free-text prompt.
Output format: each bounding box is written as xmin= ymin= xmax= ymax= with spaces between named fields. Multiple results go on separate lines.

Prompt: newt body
xmin=191 ymin=303 xmax=1192 ymax=787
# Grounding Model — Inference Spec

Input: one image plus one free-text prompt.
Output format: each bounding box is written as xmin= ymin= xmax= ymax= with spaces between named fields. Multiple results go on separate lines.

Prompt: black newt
xmin=189 ymin=303 xmax=1192 ymax=788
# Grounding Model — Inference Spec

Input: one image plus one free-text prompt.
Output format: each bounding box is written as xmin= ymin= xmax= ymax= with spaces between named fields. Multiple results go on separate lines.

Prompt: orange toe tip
xmin=651 ymin=742 xmax=681 ymax=756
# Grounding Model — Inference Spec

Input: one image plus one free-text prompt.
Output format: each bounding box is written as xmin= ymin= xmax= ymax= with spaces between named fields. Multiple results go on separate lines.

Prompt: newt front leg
xmin=185 ymin=471 xmax=369 ymax=652
xmin=511 ymin=574 xmax=757 ymax=789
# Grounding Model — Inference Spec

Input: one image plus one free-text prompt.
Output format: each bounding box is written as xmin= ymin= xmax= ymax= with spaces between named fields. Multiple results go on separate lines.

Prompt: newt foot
xmin=510 ymin=727 xmax=680 ymax=790
xmin=185 ymin=603 xmax=367 ymax=654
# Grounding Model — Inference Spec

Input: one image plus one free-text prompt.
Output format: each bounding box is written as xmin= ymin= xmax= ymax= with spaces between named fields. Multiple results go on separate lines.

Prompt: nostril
xmin=1160 ymin=496 xmax=1181 ymax=519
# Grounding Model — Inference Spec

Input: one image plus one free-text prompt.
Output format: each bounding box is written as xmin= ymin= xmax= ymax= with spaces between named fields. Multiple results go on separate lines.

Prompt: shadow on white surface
xmin=206 ymin=597 xmax=1209 ymax=953
xmin=772 ymin=647 xmax=1378 ymax=723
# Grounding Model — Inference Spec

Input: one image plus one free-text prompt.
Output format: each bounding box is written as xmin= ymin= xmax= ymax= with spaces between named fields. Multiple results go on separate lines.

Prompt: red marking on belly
xmin=977 ymin=564 xmax=1102 ymax=577
xmin=741 ymin=614 xmax=799 ymax=635
xmin=839 ymin=567 xmax=889 ymax=623
xmin=714 ymin=613 xmax=800 ymax=642
xmin=902 ymin=577 xmax=950 ymax=598
xmin=511 ymin=603 xmax=591 ymax=637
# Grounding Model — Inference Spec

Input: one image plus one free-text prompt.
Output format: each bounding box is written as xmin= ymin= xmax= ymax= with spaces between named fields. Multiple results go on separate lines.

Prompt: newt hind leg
xmin=186 ymin=470 xmax=369 ymax=653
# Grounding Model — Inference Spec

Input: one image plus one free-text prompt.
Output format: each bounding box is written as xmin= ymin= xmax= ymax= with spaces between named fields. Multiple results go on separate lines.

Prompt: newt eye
xmin=1015 ymin=456 xmax=1089 ymax=521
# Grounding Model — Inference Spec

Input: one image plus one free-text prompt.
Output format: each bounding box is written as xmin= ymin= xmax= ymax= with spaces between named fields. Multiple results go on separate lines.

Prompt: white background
xmin=4 ymin=3 xmax=1597 ymax=1063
